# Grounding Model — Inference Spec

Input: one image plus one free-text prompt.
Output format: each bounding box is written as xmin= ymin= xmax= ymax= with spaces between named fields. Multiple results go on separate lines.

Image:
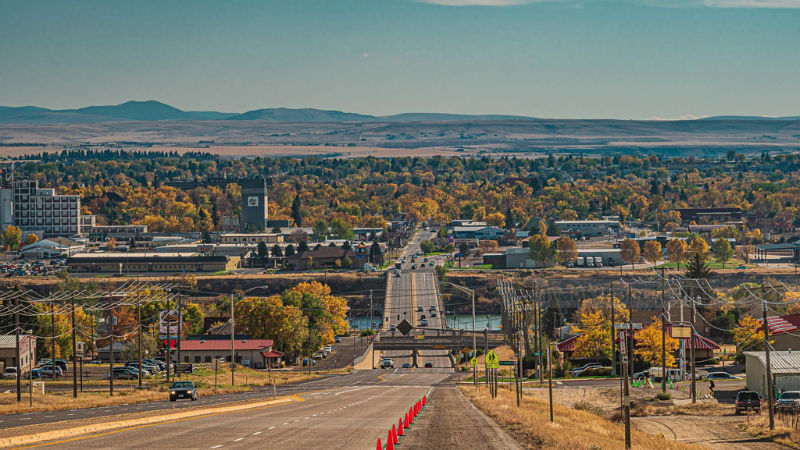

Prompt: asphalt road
xmin=383 ymin=230 xmax=451 ymax=370
xmin=7 ymin=369 xmax=452 ymax=449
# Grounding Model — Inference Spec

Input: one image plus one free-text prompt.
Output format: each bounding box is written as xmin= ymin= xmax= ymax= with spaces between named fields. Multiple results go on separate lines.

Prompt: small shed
xmin=745 ymin=351 xmax=800 ymax=398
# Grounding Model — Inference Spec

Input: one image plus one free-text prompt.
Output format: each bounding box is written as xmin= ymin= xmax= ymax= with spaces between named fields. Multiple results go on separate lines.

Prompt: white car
xmin=1 ymin=367 xmax=18 ymax=379
xmin=381 ymin=358 xmax=395 ymax=369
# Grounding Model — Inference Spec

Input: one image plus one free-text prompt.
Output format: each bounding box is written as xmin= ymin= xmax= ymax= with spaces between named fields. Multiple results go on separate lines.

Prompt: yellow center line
xmin=378 ymin=375 xmax=387 ymax=383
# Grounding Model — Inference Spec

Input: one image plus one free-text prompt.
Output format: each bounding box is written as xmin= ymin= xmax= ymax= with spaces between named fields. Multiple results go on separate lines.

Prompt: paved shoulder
xmin=400 ymin=387 xmax=523 ymax=449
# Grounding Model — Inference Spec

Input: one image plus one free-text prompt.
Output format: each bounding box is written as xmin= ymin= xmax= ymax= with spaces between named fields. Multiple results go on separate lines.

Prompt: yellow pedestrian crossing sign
xmin=485 ymin=350 xmax=499 ymax=369
xmin=470 ymin=357 xmax=478 ymax=368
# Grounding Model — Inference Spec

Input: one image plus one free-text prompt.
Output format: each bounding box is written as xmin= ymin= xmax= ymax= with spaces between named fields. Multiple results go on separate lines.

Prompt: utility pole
xmin=177 ymin=296 xmax=182 ymax=380
xmin=230 ymin=293 xmax=235 ymax=386
xmin=369 ymin=290 xmax=373 ymax=332
xmin=51 ymin=301 xmax=56 ymax=382
xmin=763 ymin=292 xmax=775 ymax=430
xmin=690 ymin=323 xmax=696 ymax=404
xmin=109 ymin=315 xmax=115 ymax=396
xmin=71 ymin=295 xmax=77 ymax=398
xmin=14 ymin=296 xmax=20 ymax=403
xmin=548 ymin=345 xmax=554 ymax=422
xmin=537 ymin=298 xmax=543 ymax=383
xmin=610 ymin=279 xmax=616 ymax=376
xmin=166 ymin=296 xmax=171 ymax=384
xmin=623 ymin=347 xmax=631 ymax=449
xmin=137 ymin=296 xmax=143 ymax=387
xmin=627 ymin=284 xmax=634 ymax=377
xmin=661 ymin=267 xmax=667 ymax=394
xmin=484 ymin=328 xmax=489 ymax=386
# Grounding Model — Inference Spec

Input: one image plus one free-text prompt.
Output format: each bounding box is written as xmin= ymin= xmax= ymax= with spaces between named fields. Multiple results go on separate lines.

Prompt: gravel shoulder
xmin=632 ymin=415 xmax=785 ymax=450
xmin=400 ymin=386 xmax=523 ymax=449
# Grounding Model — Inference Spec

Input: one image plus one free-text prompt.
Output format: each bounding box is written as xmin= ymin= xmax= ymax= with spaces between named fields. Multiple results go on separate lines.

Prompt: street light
xmin=230 ymin=285 xmax=268 ymax=386
xmin=438 ymin=281 xmax=477 ymax=359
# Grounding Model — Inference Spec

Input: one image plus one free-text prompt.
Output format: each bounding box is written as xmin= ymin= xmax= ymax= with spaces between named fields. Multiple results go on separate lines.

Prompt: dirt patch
xmin=634 ymin=415 xmax=785 ymax=449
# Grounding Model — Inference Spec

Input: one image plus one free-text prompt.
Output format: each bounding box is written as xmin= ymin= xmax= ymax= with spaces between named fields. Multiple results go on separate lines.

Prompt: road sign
xmin=619 ymin=331 xmax=628 ymax=362
xmin=485 ymin=350 xmax=499 ymax=369
xmin=671 ymin=325 xmax=691 ymax=339
xmin=470 ymin=357 xmax=478 ymax=368
xmin=396 ymin=319 xmax=413 ymax=336
xmin=212 ymin=359 xmax=222 ymax=371
xmin=499 ymin=360 xmax=515 ymax=366
xmin=175 ymin=363 xmax=193 ymax=374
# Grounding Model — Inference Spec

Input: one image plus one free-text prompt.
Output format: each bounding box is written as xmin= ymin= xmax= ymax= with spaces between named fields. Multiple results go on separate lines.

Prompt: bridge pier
xmin=412 ymin=349 xmax=419 ymax=367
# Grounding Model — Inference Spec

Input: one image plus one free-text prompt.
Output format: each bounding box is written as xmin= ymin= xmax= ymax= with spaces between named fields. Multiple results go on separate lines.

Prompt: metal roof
xmin=745 ymin=351 xmax=800 ymax=374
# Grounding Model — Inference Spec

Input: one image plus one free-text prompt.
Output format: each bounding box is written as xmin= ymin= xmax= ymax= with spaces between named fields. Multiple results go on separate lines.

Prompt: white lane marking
xmin=211 ymin=446 xmax=223 ymax=449
xmin=233 ymin=438 xmax=244 ymax=442
xmin=282 ymin=422 xmax=289 ymax=425
xmin=556 ymin=381 xmax=563 ymax=385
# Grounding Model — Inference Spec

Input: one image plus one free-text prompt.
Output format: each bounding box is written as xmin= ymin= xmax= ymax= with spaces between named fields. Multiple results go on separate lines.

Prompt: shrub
xmin=553 ymin=360 xmax=574 ymax=378
xmin=580 ymin=367 xmax=612 ymax=377
xmin=656 ymin=391 xmax=672 ymax=401
xmin=572 ymin=401 xmax=604 ymax=416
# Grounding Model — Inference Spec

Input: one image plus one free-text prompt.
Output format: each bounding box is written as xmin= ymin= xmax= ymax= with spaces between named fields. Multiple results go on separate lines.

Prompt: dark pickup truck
xmin=735 ymin=390 xmax=761 ymax=415
xmin=169 ymin=381 xmax=198 ymax=402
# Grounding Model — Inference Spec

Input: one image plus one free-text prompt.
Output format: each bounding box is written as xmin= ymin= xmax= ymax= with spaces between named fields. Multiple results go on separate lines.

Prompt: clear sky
xmin=1 ymin=0 xmax=798 ymax=119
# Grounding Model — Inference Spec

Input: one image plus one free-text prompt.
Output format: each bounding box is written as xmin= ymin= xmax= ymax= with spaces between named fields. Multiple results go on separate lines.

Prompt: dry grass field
xmin=460 ymin=384 xmax=701 ymax=450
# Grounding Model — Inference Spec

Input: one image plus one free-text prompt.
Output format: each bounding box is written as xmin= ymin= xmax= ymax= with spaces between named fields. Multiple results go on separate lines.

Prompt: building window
xmin=194 ymin=356 xmax=201 ymax=363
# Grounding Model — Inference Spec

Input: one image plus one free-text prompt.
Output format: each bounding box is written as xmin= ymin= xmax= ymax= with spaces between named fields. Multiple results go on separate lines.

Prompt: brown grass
xmin=460 ymin=385 xmax=702 ymax=450
xmin=0 ymin=367 xmax=316 ymax=416
xmin=739 ymin=415 xmax=800 ymax=448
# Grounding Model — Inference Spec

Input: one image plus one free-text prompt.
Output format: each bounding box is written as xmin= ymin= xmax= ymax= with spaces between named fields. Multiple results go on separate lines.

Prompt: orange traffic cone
xmin=423 ymin=395 xmax=427 ymax=406
xmin=376 ymin=438 xmax=382 ymax=450
xmin=386 ymin=432 xmax=395 ymax=450
xmin=397 ymin=418 xmax=405 ymax=436
xmin=392 ymin=423 xmax=399 ymax=443
xmin=404 ymin=412 xmax=410 ymax=429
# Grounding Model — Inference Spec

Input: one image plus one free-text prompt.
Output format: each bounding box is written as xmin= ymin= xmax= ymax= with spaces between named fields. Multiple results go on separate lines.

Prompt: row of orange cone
xmin=376 ymin=395 xmax=428 ymax=450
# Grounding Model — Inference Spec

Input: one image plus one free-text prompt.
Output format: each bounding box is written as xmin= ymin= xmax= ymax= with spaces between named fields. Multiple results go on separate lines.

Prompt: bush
xmin=553 ymin=360 xmax=574 ymax=378
xmin=573 ymin=401 xmax=604 ymax=416
xmin=475 ymin=348 xmax=484 ymax=357
xmin=580 ymin=367 xmax=612 ymax=377
xmin=656 ymin=391 xmax=672 ymax=401
xmin=360 ymin=328 xmax=375 ymax=336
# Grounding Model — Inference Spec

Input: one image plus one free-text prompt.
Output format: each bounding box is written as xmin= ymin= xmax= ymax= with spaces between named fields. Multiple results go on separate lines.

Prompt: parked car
xmin=735 ymin=391 xmax=762 ymax=414
xmin=704 ymin=372 xmax=742 ymax=381
xmin=424 ymin=362 xmax=433 ymax=368
xmin=402 ymin=363 xmax=412 ymax=369
xmin=53 ymin=360 xmax=69 ymax=372
xmin=334 ymin=336 xmax=341 ymax=343
xmin=107 ymin=367 xmax=138 ymax=380
xmin=169 ymin=381 xmax=198 ymax=402
xmin=30 ymin=368 xmax=41 ymax=379
xmin=302 ymin=358 xmax=316 ymax=367
xmin=1 ymin=367 xmax=18 ymax=379
xmin=572 ymin=363 xmax=603 ymax=377
xmin=777 ymin=391 xmax=800 ymax=409
xmin=39 ymin=365 xmax=63 ymax=377
xmin=323 ymin=346 xmax=332 ymax=353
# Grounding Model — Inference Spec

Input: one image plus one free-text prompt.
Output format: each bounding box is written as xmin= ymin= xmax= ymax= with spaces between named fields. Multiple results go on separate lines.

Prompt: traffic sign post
xmin=470 ymin=357 xmax=478 ymax=389
xmin=485 ymin=350 xmax=499 ymax=369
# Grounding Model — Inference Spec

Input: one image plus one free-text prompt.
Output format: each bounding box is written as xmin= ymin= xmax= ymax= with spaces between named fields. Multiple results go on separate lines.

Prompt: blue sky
xmin=1 ymin=0 xmax=798 ymax=119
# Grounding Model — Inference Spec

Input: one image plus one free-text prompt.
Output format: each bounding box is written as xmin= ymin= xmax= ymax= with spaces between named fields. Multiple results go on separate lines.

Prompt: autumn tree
xmin=312 ymin=219 xmax=329 ymax=242
xmin=420 ymin=240 xmax=435 ymax=255
xmin=555 ymin=235 xmax=578 ymax=266
xmin=712 ymin=238 xmax=734 ymax=269
xmin=733 ymin=317 xmax=764 ymax=353
xmin=689 ymin=237 xmax=710 ymax=261
xmin=736 ymin=244 xmax=754 ymax=263
xmin=477 ymin=239 xmax=498 ymax=256
xmin=1 ymin=225 xmax=21 ymax=251
xmin=620 ymin=238 xmax=641 ymax=269
xmin=635 ymin=318 xmax=679 ymax=367
xmin=24 ymin=233 xmax=39 ymax=246
xmin=666 ymin=239 xmax=688 ymax=269
xmin=485 ymin=212 xmax=505 ymax=228
xmin=572 ymin=295 xmax=630 ymax=359
xmin=642 ymin=240 xmax=663 ymax=266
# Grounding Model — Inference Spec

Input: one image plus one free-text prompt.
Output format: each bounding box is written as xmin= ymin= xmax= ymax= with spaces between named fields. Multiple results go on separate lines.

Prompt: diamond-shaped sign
xmin=396 ymin=319 xmax=413 ymax=336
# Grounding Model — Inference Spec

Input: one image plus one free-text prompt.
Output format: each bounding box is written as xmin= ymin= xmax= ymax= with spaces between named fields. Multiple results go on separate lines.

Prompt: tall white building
xmin=12 ymin=180 xmax=82 ymax=237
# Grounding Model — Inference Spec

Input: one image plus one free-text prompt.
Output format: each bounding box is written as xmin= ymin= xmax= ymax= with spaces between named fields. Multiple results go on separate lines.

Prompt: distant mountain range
xmin=0 ymin=100 xmax=537 ymax=124
xmin=0 ymin=101 xmax=797 ymax=124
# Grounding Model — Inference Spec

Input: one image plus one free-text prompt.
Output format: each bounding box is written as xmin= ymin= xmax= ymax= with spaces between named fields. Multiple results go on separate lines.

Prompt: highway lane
xmin=12 ymin=371 xmax=450 ymax=450
xmin=382 ymin=230 xmax=451 ymax=370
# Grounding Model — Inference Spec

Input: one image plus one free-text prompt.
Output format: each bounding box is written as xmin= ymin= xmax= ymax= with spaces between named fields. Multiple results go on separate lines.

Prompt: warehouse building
xmin=745 ymin=351 xmax=800 ymax=398
xmin=66 ymin=253 xmax=240 ymax=273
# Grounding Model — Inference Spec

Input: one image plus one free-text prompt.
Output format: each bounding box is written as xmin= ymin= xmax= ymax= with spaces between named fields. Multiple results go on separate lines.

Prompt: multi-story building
xmin=11 ymin=180 xmax=82 ymax=237
xmin=554 ymin=220 xmax=621 ymax=237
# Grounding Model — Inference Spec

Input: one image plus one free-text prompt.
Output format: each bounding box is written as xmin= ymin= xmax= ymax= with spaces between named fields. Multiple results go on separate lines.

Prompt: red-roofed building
xmin=757 ymin=314 xmax=800 ymax=351
xmin=178 ymin=338 xmax=274 ymax=369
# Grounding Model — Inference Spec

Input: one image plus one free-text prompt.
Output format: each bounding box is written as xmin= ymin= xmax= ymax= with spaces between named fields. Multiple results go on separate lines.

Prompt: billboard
xmin=247 ymin=196 xmax=259 ymax=207
xmin=158 ymin=310 xmax=182 ymax=335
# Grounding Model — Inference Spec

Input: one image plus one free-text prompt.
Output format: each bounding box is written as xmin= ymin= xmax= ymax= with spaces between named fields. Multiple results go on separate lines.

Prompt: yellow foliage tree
xmin=634 ymin=318 xmax=679 ymax=367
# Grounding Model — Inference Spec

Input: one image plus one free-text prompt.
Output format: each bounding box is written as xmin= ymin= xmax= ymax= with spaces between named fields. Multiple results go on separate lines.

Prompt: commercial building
xmin=284 ymin=246 xmax=365 ymax=270
xmin=87 ymin=224 xmax=148 ymax=241
xmin=19 ymin=237 xmax=85 ymax=259
xmin=178 ymin=338 xmax=274 ymax=369
xmin=66 ymin=253 xmax=240 ymax=273
xmin=758 ymin=314 xmax=800 ymax=351
xmin=453 ymin=226 xmax=505 ymax=240
xmin=0 ymin=335 xmax=36 ymax=374
xmin=219 ymin=233 xmax=284 ymax=245
xmin=555 ymin=220 xmax=620 ymax=237
xmin=675 ymin=207 xmax=742 ymax=224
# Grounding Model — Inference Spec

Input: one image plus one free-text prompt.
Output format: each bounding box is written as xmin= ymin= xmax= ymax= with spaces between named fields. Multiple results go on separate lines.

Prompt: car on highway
xmin=381 ymin=358 xmax=395 ymax=369
xmin=169 ymin=381 xmax=198 ymax=402
xmin=89 ymin=360 xmax=103 ymax=365
xmin=424 ymin=362 xmax=433 ymax=368
xmin=417 ymin=306 xmax=424 ymax=312
xmin=735 ymin=391 xmax=762 ymax=414
xmin=390 ymin=324 xmax=396 ymax=331
xmin=411 ymin=264 xmax=417 ymax=270
xmin=1 ymin=367 xmax=18 ymax=379
xmin=429 ymin=261 xmax=434 ymax=267
xmin=704 ymin=372 xmax=742 ymax=381
xmin=394 ymin=270 xmax=401 ymax=277
xmin=430 ymin=311 xmax=437 ymax=317
xmin=430 ymin=306 xmax=436 ymax=311
xmin=424 ymin=257 xmax=428 ymax=262
xmin=572 ymin=363 xmax=602 ymax=377
xmin=420 ymin=318 xmax=429 ymax=326
xmin=334 ymin=336 xmax=341 ymax=343
xmin=402 ymin=363 xmax=412 ymax=369
xmin=735 ymin=265 xmax=747 ymax=270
